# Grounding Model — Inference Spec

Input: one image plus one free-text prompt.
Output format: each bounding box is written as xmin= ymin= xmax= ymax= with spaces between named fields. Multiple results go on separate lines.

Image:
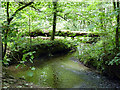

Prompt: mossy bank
xmin=4 ymin=39 xmax=76 ymax=66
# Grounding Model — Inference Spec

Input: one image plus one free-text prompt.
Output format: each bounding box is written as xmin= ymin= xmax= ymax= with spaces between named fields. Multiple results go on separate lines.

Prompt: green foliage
xmin=77 ymin=36 xmax=117 ymax=71
xmin=4 ymin=36 xmax=76 ymax=66
xmin=31 ymin=67 xmax=36 ymax=71
xmin=108 ymin=53 xmax=120 ymax=65
xmin=2 ymin=55 xmax=10 ymax=65
xmin=22 ymin=51 xmax=36 ymax=64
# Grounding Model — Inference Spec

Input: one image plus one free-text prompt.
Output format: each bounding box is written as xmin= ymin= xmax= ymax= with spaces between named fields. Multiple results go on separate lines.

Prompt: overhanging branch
xmin=9 ymin=1 xmax=34 ymax=22
xmin=19 ymin=2 xmax=42 ymax=12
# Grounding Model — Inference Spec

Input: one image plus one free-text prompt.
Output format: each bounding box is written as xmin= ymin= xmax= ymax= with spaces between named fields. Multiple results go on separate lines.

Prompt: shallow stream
xmin=6 ymin=50 xmax=120 ymax=88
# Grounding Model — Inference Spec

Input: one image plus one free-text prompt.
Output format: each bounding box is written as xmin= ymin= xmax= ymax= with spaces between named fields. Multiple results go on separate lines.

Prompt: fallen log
xmin=25 ymin=36 xmax=99 ymax=44
xmin=24 ymin=30 xmax=101 ymax=37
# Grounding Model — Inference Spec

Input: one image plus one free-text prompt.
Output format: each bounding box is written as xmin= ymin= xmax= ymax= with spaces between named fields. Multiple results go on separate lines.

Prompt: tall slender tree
xmin=113 ymin=0 xmax=119 ymax=53
xmin=51 ymin=0 xmax=58 ymax=40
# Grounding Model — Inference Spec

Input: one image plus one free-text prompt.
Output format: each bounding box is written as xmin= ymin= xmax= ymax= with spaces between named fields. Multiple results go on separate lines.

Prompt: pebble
xmin=25 ymin=83 xmax=29 ymax=86
xmin=17 ymin=85 xmax=22 ymax=88
xmin=19 ymin=77 xmax=25 ymax=80
xmin=3 ymin=82 xmax=8 ymax=85
xmin=9 ymin=81 xmax=14 ymax=84
xmin=3 ymin=86 xmax=9 ymax=89
xmin=97 ymin=76 xmax=100 ymax=78
xmin=9 ymin=75 xmax=14 ymax=79
xmin=30 ymin=86 xmax=33 ymax=88
xmin=3 ymin=80 xmax=9 ymax=83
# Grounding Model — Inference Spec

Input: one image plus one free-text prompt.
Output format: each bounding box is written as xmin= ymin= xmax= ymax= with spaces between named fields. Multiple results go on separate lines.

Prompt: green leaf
xmin=6 ymin=59 xmax=10 ymax=61
xmin=29 ymin=59 xmax=33 ymax=63
xmin=33 ymin=51 xmax=36 ymax=53
xmin=16 ymin=64 xmax=20 ymax=69
xmin=31 ymin=56 xmax=34 ymax=60
xmin=31 ymin=67 xmax=36 ymax=71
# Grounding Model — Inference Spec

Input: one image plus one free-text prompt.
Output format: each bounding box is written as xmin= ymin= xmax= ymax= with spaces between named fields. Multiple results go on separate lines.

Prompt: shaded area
xmin=6 ymin=40 xmax=76 ymax=65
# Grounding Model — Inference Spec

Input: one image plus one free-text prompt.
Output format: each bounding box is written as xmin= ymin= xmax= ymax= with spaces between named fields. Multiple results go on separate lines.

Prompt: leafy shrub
xmin=108 ymin=53 xmax=120 ymax=65
xmin=3 ymin=38 xmax=76 ymax=66
xmin=77 ymin=36 xmax=118 ymax=71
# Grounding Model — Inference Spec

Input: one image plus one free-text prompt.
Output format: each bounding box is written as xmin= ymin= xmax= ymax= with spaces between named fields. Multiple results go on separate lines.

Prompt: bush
xmin=77 ymin=36 xmax=118 ymax=71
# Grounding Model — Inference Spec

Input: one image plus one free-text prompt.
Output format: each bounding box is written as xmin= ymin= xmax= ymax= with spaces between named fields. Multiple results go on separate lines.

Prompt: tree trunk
xmin=113 ymin=0 xmax=119 ymax=53
xmin=116 ymin=0 xmax=119 ymax=52
xmin=29 ymin=13 xmax=32 ymax=46
xmin=3 ymin=2 xmax=10 ymax=59
xmin=51 ymin=0 xmax=58 ymax=40
xmin=2 ymin=1 xmax=34 ymax=59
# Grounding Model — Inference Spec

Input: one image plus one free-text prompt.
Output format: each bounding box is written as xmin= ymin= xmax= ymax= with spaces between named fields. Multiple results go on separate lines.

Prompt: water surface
xmin=7 ymin=52 xmax=120 ymax=88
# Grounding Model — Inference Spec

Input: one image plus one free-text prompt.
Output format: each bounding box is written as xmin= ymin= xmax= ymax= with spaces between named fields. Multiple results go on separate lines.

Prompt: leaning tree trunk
xmin=2 ymin=1 xmax=34 ymax=59
xmin=51 ymin=0 xmax=58 ymax=40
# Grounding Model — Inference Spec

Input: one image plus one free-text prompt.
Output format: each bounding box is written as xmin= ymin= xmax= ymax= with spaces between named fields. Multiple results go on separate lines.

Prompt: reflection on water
xmin=7 ymin=52 xmax=120 ymax=88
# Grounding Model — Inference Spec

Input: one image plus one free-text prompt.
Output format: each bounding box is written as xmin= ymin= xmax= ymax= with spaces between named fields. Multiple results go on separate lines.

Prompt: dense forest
xmin=0 ymin=0 xmax=120 ymax=89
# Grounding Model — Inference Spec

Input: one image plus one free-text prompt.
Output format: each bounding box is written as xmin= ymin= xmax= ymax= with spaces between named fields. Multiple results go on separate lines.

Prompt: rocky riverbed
xmin=2 ymin=68 xmax=42 ymax=89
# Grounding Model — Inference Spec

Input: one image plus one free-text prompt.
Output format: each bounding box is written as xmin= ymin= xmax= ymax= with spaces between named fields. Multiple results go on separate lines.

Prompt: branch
xmin=30 ymin=5 xmax=42 ymax=12
xmin=117 ymin=0 xmax=119 ymax=10
xmin=7 ymin=2 xmax=9 ymax=24
xmin=113 ymin=0 xmax=116 ymax=10
xmin=57 ymin=12 xmax=72 ymax=21
xmin=117 ymin=0 xmax=119 ymax=26
xmin=57 ymin=14 xmax=67 ymax=21
xmin=19 ymin=2 xmax=42 ymax=12
xmin=9 ymin=1 xmax=34 ymax=22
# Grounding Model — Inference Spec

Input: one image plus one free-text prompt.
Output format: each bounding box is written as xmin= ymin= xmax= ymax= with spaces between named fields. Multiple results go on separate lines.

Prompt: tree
xmin=51 ymin=0 xmax=58 ymax=40
xmin=113 ymin=0 xmax=119 ymax=53
xmin=2 ymin=1 xmax=34 ymax=59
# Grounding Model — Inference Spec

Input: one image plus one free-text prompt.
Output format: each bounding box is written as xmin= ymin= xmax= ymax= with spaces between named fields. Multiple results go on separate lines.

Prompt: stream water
xmin=6 ymin=50 xmax=120 ymax=88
